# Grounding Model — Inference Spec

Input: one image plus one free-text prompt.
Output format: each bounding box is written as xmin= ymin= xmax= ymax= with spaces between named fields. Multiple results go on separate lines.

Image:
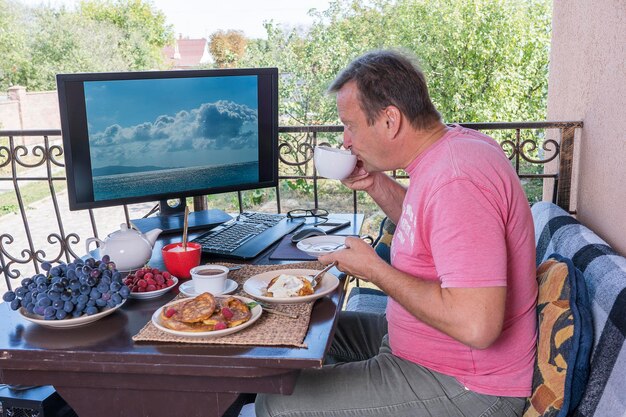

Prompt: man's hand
xmin=341 ymin=161 xmax=376 ymax=191
xmin=318 ymin=236 xmax=388 ymax=281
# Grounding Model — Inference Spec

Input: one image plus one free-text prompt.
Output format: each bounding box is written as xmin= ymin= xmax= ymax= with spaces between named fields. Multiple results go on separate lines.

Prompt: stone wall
xmin=0 ymin=86 xmax=61 ymax=145
xmin=1 ymin=87 xmax=61 ymax=129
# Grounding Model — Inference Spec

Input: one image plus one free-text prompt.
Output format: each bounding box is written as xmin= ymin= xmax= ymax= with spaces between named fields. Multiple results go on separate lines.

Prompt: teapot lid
xmin=108 ymin=223 xmax=144 ymax=241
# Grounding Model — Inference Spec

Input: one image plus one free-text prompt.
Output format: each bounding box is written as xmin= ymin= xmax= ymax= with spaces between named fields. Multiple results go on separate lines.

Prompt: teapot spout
xmin=144 ymin=228 xmax=163 ymax=247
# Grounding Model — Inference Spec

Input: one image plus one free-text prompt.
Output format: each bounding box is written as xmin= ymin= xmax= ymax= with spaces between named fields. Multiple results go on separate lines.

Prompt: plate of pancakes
xmin=151 ymin=292 xmax=262 ymax=337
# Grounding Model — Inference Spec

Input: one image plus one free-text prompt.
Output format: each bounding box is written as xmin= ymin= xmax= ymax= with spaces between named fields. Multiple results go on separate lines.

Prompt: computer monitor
xmin=56 ymin=67 xmax=278 ymax=221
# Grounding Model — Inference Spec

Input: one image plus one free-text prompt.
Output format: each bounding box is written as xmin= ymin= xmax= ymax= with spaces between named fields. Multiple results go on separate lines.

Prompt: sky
xmin=18 ymin=0 xmax=334 ymax=39
xmin=85 ymin=76 xmax=260 ymax=168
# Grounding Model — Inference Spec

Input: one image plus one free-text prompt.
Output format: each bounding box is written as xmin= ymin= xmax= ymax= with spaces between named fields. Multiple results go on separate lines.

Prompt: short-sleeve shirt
xmin=387 ymin=125 xmax=537 ymax=397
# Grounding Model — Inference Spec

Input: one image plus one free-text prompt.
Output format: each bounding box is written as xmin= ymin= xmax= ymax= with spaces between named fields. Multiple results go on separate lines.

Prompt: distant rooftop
xmin=162 ymin=36 xmax=212 ymax=69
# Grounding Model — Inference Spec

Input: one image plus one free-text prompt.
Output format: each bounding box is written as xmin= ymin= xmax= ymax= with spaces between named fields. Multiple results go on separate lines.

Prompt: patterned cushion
xmin=373 ymin=217 xmax=396 ymax=264
xmin=524 ymin=255 xmax=593 ymax=417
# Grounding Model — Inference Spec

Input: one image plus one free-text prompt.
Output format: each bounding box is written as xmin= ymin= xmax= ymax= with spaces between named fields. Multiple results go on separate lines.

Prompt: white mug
xmin=189 ymin=265 xmax=229 ymax=295
xmin=314 ymin=145 xmax=357 ymax=180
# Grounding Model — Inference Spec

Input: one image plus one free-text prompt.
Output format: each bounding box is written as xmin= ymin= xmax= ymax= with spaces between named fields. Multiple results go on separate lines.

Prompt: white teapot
xmin=85 ymin=224 xmax=162 ymax=271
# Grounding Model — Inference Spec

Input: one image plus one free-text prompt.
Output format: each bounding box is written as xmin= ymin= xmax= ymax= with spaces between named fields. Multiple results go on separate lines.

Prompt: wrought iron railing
xmin=0 ymin=121 xmax=582 ymax=287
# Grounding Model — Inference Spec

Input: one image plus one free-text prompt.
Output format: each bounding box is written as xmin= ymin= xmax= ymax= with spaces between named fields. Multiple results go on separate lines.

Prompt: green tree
xmin=242 ymin=0 xmax=552 ymax=126
xmin=1 ymin=0 xmax=175 ymax=91
xmin=208 ymin=30 xmax=248 ymax=68
xmin=23 ymin=7 xmax=129 ymax=91
xmin=0 ymin=0 xmax=30 ymax=90
xmin=78 ymin=0 xmax=174 ymax=70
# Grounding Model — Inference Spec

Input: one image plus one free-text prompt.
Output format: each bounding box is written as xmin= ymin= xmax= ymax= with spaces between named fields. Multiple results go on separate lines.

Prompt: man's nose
xmin=342 ymin=131 xmax=352 ymax=149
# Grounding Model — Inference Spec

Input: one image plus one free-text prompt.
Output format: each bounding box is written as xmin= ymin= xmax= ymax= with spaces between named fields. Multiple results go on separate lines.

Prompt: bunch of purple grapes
xmin=2 ymin=255 xmax=131 ymax=320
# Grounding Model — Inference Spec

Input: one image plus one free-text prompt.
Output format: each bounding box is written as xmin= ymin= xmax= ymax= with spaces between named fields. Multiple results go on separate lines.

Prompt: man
xmin=256 ymin=49 xmax=537 ymax=417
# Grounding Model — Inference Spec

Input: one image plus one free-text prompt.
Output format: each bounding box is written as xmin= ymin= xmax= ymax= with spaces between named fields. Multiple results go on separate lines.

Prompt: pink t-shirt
xmin=387 ymin=125 xmax=537 ymax=397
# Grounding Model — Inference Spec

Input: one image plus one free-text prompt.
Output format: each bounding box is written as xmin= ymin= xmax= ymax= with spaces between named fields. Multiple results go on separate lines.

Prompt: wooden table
xmin=0 ymin=214 xmax=362 ymax=417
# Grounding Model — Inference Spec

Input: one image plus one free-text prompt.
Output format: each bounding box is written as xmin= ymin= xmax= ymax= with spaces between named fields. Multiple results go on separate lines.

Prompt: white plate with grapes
xmin=18 ymin=299 xmax=127 ymax=329
xmin=6 ymin=256 xmax=131 ymax=329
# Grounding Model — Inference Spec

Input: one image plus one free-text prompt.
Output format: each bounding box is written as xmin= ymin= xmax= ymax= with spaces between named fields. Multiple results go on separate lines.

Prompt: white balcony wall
xmin=547 ymin=0 xmax=626 ymax=255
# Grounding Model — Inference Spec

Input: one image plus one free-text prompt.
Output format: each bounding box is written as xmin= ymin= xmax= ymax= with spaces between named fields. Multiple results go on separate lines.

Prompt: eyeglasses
xmin=287 ymin=208 xmax=329 ymax=220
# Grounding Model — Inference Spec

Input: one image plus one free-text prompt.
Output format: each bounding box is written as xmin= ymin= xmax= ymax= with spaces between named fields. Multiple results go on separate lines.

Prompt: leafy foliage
xmin=0 ymin=0 xmax=30 ymax=90
xmin=240 ymin=0 xmax=552 ymax=126
xmin=22 ymin=8 xmax=129 ymax=91
xmin=0 ymin=0 xmax=174 ymax=91
xmin=208 ymin=30 xmax=248 ymax=68
xmin=78 ymin=0 xmax=174 ymax=70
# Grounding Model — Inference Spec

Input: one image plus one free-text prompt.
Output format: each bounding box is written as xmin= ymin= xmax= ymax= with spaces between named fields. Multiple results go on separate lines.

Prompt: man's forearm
xmin=368 ymin=173 xmax=407 ymax=224
xmin=370 ymin=263 xmax=506 ymax=349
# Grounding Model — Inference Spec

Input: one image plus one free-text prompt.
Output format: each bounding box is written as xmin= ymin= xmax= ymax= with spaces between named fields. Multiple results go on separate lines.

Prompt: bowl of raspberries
xmin=125 ymin=266 xmax=178 ymax=300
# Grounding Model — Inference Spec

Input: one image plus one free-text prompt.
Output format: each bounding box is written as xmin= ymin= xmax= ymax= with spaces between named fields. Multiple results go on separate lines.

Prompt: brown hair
xmin=329 ymin=49 xmax=441 ymax=130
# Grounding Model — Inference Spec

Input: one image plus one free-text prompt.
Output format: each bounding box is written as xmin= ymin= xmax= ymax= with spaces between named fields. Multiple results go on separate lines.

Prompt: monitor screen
xmin=57 ymin=67 xmax=278 ymax=211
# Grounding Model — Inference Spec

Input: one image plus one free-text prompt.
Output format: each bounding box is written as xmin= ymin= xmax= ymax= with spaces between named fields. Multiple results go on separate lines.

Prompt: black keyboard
xmin=192 ymin=212 xmax=305 ymax=259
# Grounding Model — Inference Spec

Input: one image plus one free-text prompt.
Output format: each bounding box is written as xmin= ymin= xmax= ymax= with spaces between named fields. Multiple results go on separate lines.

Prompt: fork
xmin=311 ymin=261 xmax=338 ymax=288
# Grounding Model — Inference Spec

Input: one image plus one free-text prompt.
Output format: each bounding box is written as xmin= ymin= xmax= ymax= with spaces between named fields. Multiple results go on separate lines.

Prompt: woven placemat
xmin=132 ymin=261 xmax=325 ymax=347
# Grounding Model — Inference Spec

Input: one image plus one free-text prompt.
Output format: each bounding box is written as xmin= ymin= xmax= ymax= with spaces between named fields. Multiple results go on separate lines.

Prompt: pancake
xmin=160 ymin=294 xmax=252 ymax=332
xmin=178 ymin=292 xmax=217 ymax=323
xmin=201 ymin=297 xmax=252 ymax=328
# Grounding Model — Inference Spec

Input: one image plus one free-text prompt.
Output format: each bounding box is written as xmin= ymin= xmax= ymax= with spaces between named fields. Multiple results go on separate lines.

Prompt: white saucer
xmin=179 ymin=279 xmax=238 ymax=297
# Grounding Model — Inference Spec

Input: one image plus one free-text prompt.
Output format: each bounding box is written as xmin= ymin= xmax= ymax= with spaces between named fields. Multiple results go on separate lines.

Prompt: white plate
xmin=296 ymin=235 xmax=347 ymax=257
xmin=19 ymin=299 xmax=127 ymax=329
xmin=179 ymin=279 xmax=238 ymax=297
xmin=129 ymin=277 xmax=179 ymax=300
xmin=151 ymin=295 xmax=262 ymax=338
xmin=243 ymin=268 xmax=339 ymax=304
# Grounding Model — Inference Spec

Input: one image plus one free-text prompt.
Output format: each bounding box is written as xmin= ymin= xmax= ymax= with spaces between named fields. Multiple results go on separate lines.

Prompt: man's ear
xmin=384 ymin=106 xmax=402 ymax=139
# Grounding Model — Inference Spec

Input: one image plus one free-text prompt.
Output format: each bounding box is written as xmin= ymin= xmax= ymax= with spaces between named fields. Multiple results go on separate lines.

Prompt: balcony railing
xmin=0 ymin=121 xmax=582 ymax=287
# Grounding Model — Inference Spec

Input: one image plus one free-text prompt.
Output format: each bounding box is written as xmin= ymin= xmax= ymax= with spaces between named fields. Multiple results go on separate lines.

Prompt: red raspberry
xmin=155 ymin=274 xmax=165 ymax=284
xmin=162 ymin=271 xmax=171 ymax=279
xmin=165 ymin=308 xmax=177 ymax=318
xmin=214 ymin=322 xmax=227 ymax=330
xmin=137 ymin=279 xmax=147 ymax=288
xmin=165 ymin=279 xmax=174 ymax=287
xmin=146 ymin=278 xmax=156 ymax=286
xmin=152 ymin=268 xmax=160 ymax=275
xmin=135 ymin=270 xmax=145 ymax=278
xmin=144 ymin=272 xmax=154 ymax=281
xmin=146 ymin=284 xmax=157 ymax=292
xmin=221 ymin=307 xmax=234 ymax=320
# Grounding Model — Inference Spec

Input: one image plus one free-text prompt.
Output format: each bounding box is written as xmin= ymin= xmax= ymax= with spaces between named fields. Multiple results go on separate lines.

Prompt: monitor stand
xmin=130 ymin=198 xmax=233 ymax=234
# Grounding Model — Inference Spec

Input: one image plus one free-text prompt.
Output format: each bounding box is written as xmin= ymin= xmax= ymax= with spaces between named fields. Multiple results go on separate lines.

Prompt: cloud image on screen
xmin=83 ymin=76 xmax=260 ymax=201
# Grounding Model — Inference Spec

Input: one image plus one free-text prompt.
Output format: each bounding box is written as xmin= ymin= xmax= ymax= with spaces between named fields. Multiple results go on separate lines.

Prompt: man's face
xmin=336 ymin=81 xmax=387 ymax=173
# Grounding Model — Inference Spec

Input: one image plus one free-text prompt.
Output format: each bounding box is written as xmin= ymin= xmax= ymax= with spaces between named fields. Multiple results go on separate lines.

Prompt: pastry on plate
xmin=265 ymin=274 xmax=314 ymax=298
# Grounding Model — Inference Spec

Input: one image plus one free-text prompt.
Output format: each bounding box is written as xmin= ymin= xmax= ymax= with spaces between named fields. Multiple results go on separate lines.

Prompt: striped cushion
xmin=345 ymin=287 xmax=387 ymax=313
xmin=531 ymin=202 xmax=626 ymax=417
